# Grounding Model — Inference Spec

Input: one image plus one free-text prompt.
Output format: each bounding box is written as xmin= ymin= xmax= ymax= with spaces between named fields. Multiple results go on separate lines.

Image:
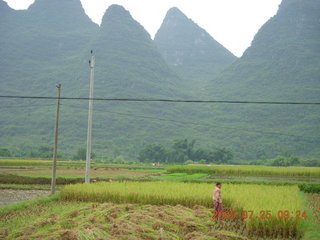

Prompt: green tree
xmin=73 ymin=148 xmax=95 ymax=160
xmin=0 ymin=148 xmax=11 ymax=157
xmin=138 ymin=144 xmax=168 ymax=162
xmin=171 ymin=139 xmax=195 ymax=162
xmin=211 ymin=147 xmax=234 ymax=163
xmin=271 ymin=155 xmax=300 ymax=166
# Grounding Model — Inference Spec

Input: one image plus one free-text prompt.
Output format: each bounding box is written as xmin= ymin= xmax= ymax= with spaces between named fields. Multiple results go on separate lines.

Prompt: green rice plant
xmin=154 ymin=173 xmax=208 ymax=181
xmin=167 ymin=165 xmax=320 ymax=177
xmin=61 ymin=181 xmax=305 ymax=238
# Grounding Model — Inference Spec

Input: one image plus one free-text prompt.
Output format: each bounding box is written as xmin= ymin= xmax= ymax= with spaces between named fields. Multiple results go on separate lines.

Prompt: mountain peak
xmin=27 ymin=0 xmax=95 ymax=31
xmin=28 ymin=0 xmax=86 ymax=16
xmin=279 ymin=0 xmax=320 ymax=10
xmin=154 ymin=7 xmax=236 ymax=86
xmin=167 ymin=7 xmax=184 ymax=15
xmin=0 ymin=0 xmax=12 ymax=11
xmin=163 ymin=7 xmax=189 ymax=25
xmin=107 ymin=4 xmax=127 ymax=12
xmin=101 ymin=4 xmax=133 ymax=25
xmin=100 ymin=4 xmax=150 ymax=41
xmin=93 ymin=4 xmax=183 ymax=98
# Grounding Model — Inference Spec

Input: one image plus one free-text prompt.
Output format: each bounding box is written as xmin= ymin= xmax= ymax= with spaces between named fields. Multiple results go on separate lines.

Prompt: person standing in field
xmin=213 ymin=182 xmax=223 ymax=217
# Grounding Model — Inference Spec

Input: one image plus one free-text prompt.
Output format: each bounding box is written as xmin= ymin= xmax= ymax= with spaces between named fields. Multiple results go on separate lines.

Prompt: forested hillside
xmin=0 ymin=0 xmax=319 ymax=161
xmin=203 ymin=0 xmax=320 ymax=158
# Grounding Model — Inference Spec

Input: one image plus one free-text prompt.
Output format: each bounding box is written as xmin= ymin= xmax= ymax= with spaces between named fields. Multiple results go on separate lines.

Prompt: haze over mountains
xmin=0 ymin=0 xmax=319 ymax=160
xmin=154 ymin=7 xmax=236 ymax=94
xmin=208 ymin=0 xmax=320 ymax=102
xmin=92 ymin=5 xmax=186 ymax=99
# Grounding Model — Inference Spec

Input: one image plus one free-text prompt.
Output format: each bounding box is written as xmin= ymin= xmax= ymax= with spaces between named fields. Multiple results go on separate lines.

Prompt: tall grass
xmin=62 ymin=181 xmax=305 ymax=237
xmin=167 ymin=165 xmax=320 ymax=177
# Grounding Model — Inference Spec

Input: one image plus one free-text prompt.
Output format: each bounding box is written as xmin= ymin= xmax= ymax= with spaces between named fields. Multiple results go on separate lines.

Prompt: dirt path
xmin=0 ymin=189 xmax=50 ymax=206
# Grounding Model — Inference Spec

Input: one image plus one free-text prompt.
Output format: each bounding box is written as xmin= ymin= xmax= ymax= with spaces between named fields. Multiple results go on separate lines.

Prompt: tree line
xmin=138 ymin=139 xmax=234 ymax=164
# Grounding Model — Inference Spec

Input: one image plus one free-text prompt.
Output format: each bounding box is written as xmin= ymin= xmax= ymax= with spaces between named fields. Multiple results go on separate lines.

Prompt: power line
xmin=62 ymin=103 xmax=319 ymax=143
xmin=0 ymin=95 xmax=320 ymax=105
xmin=0 ymin=104 xmax=55 ymax=109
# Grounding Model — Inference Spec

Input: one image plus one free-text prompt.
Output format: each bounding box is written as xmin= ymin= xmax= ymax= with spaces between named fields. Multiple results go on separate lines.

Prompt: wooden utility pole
xmin=85 ymin=51 xmax=95 ymax=184
xmin=51 ymin=84 xmax=61 ymax=195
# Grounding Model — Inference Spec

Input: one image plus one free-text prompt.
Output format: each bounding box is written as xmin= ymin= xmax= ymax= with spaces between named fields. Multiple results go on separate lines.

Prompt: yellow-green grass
xmin=61 ymin=181 xmax=305 ymax=237
xmin=167 ymin=165 xmax=320 ymax=177
xmin=0 ymin=200 xmax=247 ymax=240
xmin=153 ymin=173 xmax=208 ymax=181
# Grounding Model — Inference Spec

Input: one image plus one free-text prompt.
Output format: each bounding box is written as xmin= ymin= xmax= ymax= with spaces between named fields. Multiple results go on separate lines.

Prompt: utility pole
xmin=51 ymin=84 xmax=61 ymax=195
xmin=85 ymin=51 xmax=95 ymax=184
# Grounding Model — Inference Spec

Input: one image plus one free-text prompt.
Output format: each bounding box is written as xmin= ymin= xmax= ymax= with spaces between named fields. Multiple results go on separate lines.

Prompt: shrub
xmin=298 ymin=183 xmax=320 ymax=193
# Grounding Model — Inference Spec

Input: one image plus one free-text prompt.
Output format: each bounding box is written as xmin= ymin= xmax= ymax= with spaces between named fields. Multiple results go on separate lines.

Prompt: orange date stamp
xmin=212 ymin=210 xmax=308 ymax=220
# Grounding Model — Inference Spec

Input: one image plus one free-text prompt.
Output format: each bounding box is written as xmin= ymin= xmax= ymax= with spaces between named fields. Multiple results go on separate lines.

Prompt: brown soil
xmin=0 ymin=189 xmax=50 ymax=205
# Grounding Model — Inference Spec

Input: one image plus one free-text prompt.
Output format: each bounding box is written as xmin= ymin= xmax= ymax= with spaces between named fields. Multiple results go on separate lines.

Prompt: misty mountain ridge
xmin=91 ymin=4 xmax=187 ymax=99
xmin=0 ymin=0 xmax=319 ymax=160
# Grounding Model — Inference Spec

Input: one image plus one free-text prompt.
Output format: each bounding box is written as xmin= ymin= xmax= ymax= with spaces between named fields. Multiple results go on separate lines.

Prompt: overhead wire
xmin=0 ymin=96 xmax=318 ymax=143
xmin=61 ymin=103 xmax=319 ymax=144
xmin=0 ymin=104 xmax=55 ymax=109
xmin=0 ymin=95 xmax=320 ymax=105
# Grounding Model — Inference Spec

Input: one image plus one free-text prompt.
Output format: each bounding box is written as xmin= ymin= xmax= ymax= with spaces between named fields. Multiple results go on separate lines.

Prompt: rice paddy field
xmin=167 ymin=165 xmax=320 ymax=177
xmin=61 ymin=182 xmax=307 ymax=238
xmin=0 ymin=158 xmax=319 ymax=240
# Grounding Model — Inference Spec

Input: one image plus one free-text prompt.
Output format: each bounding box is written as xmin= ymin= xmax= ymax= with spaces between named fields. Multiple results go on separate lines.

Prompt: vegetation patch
xmin=299 ymin=183 xmax=320 ymax=193
xmin=0 ymin=201 xmax=249 ymax=240
xmin=153 ymin=173 xmax=208 ymax=181
xmin=0 ymin=159 xmax=86 ymax=167
xmin=167 ymin=165 xmax=320 ymax=177
xmin=0 ymin=174 xmax=85 ymax=185
xmin=62 ymin=181 xmax=306 ymax=238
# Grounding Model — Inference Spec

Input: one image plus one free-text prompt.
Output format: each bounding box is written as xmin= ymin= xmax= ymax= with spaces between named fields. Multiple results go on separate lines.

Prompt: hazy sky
xmin=4 ymin=0 xmax=282 ymax=57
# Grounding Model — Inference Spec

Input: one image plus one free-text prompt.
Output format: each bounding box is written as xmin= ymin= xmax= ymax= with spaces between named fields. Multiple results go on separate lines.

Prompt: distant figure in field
xmin=213 ymin=182 xmax=223 ymax=216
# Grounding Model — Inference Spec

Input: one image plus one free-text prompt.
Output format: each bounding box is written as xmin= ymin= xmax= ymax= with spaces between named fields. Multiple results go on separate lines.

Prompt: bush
xmin=73 ymin=148 xmax=95 ymax=160
xmin=270 ymin=155 xmax=300 ymax=166
xmin=298 ymin=183 xmax=320 ymax=193
xmin=0 ymin=148 xmax=11 ymax=157
xmin=184 ymin=160 xmax=194 ymax=165
xmin=300 ymin=159 xmax=320 ymax=167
